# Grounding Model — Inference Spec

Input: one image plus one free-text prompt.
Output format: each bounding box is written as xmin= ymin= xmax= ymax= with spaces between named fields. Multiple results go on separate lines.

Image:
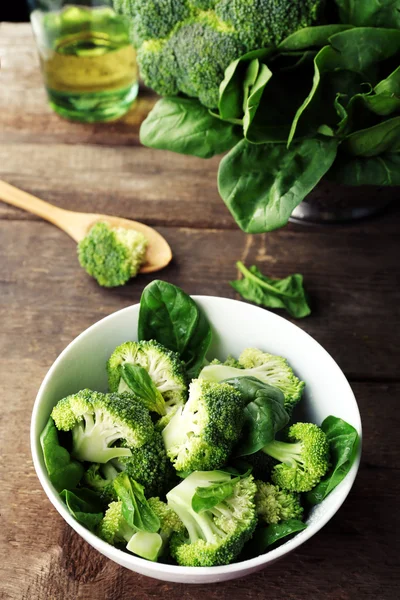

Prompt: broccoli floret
xmin=84 ymin=462 xmax=120 ymax=502
xmin=200 ymin=347 xmax=305 ymax=414
xmin=209 ymin=355 xmax=243 ymax=368
xmin=77 ymin=221 xmax=148 ymax=288
xmin=162 ymin=379 xmax=245 ymax=472
xmin=263 ymin=422 xmax=330 ymax=492
xmin=85 ymin=432 xmax=174 ymax=498
xmin=100 ymin=491 xmax=183 ymax=561
xmin=254 ymin=480 xmax=303 ymax=524
xmin=108 ymin=340 xmax=187 ymax=409
xmin=115 ymin=0 xmax=324 ymax=108
xmin=167 ymin=470 xmax=257 ymax=566
xmin=51 ymin=389 xmax=154 ymax=463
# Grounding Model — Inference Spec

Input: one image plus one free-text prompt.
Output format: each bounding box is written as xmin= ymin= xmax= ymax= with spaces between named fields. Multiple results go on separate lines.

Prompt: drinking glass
xmin=29 ymin=0 xmax=139 ymax=122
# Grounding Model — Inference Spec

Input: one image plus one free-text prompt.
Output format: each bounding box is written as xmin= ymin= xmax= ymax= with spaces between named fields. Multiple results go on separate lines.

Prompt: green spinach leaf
xmin=140 ymin=97 xmax=241 ymax=159
xmin=306 ymin=416 xmax=360 ymax=505
xmin=243 ymin=63 xmax=273 ymax=136
xmin=218 ymin=49 xmax=271 ymax=121
xmin=223 ymin=376 xmax=288 ymax=456
xmin=59 ymin=488 xmax=104 ymax=532
xmin=139 ymin=280 xmax=212 ymax=379
xmin=113 ymin=473 xmax=160 ymax=533
xmin=250 ymin=520 xmax=307 ymax=556
xmin=343 ymin=116 xmax=400 ymax=156
xmin=218 ymin=137 xmax=338 ymax=233
xmin=40 ymin=417 xmax=84 ymax=493
xmin=278 ymin=25 xmax=353 ymax=50
xmin=327 ymin=152 xmax=400 ymax=185
xmin=121 ymin=363 xmax=166 ymax=416
xmin=334 ymin=0 xmax=400 ymax=28
xmin=231 ymin=262 xmax=311 ymax=319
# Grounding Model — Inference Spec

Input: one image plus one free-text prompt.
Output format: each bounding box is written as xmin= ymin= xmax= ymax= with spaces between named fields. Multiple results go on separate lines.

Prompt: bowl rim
xmin=31 ymin=295 xmax=362 ymax=577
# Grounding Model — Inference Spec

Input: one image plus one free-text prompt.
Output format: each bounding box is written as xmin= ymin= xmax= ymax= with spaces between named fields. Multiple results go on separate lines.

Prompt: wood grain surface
xmin=1 ymin=23 xmax=399 ymax=600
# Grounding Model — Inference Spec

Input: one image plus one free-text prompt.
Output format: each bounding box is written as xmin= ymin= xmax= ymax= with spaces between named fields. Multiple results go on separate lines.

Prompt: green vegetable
xmin=162 ymin=378 xmax=245 ymax=472
xmin=40 ymin=417 xmax=84 ymax=492
xmin=306 ymin=416 xmax=360 ymax=504
xmin=130 ymin=3 xmax=400 ymax=233
xmin=221 ymin=377 xmax=289 ymax=456
xmin=120 ymin=363 xmax=166 ymax=416
xmin=113 ymin=473 xmax=161 ymax=533
xmin=200 ymin=346 xmax=305 ymax=414
xmin=77 ymin=221 xmax=148 ymax=287
xmin=254 ymin=480 xmax=303 ymax=524
xmin=140 ymin=97 xmax=242 ymax=158
xmin=115 ymin=0 xmax=324 ymax=109
xmin=51 ymin=389 xmax=154 ymax=463
xmin=262 ymin=422 xmax=330 ymax=493
xmin=167 ymin=470 xmax=257 ymax=566
xmin=231 ymin=261 xmax=311 ymax=319
xmin=85 ymin=431 xmax=175 ymax=499
xmin=138 ymin=280 xmax=212 ymax=379
xmin=108 ymin=339 xmax=187 ymax=410
xmin=249 ymin=519 xmax=307 ymax=556
xmin=218 ymin=137 xmax=338 ymax=233
xmin=60 ymin=488 xmax=104 ymax=532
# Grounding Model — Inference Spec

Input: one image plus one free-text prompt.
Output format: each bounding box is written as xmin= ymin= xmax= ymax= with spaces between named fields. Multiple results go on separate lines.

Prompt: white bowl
xmin=31 ymin=296 xmax=362 ymax=584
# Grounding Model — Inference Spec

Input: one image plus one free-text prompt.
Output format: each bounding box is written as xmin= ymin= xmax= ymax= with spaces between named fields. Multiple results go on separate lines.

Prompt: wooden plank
xmin=0 ymin=220 xmax=399 ymax=380
xmin=0 ymin=379 xmax=398 ymax=600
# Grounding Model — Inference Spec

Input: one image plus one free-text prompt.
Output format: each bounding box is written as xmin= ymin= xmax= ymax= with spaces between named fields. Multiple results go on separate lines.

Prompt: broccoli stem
xmin=72 ymin=414 xmax=132 ymax=463
xmin=262 ymin=440 xmax=304 ymax=468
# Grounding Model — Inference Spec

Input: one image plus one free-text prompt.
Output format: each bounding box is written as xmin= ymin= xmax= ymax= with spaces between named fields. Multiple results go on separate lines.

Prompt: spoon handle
xmin=0 ymin=179 xmax=68 ymax=225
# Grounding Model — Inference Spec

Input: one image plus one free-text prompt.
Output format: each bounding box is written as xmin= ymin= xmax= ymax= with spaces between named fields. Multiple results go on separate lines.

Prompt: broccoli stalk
xmin=162 ymin=378 xmax=245 ymax=472
xmin=167 ymin=470 xmax=257 ymax=566
xmin=262 ymin=422 xmax=330 ymax=492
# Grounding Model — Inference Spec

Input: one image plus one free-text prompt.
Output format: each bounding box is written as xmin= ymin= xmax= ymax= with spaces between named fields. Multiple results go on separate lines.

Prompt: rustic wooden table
xmin=1 ymin=22 xmax=399 ymax=600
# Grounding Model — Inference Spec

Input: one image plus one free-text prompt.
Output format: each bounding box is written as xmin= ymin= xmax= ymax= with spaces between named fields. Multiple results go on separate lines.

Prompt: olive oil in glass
xmin=31 ymin=5 xmax=138 ymax=122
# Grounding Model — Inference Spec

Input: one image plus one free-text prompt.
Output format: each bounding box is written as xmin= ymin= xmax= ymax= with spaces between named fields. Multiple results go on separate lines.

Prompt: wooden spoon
xmin=0 ymin=180 xmax=172 ymax=273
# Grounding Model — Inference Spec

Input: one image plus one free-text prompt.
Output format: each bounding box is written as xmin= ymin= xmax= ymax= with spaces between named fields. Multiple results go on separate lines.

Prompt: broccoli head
xmin=167 ymin=470 xmax=257 ymax=566
xmin=113 ymin=0 xmax=324 ymax=108
xmin=51 ymin=389 xmax=154 ymax=463
xmin=254 ymin=480 xmax=303 ymax=524
xmin=263 ymin=422 xmax=330 ymax=492
xmin=162 ymin=379 xmax=245 ymax=472
xmin=77 ymin=221 xmax=148 ymax=288
xmin=108 ymin=340 xmax=187 ymax=409
xmin=200 ymin=347 xmax=305 ymax=414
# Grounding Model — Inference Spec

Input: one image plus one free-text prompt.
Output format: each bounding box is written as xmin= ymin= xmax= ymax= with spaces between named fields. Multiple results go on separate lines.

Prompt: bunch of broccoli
xmin=42 ymin=330 xmax=340 ymax=567
xmin=113 ymin=0 xmax=324 ymax=108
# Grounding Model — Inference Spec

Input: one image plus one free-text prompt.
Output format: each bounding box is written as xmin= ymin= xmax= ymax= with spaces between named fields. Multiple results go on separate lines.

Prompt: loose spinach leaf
xmin=306 ymin=416 xmax=360 ymax=505
xmin=140 ymin=97 xmax=241 ymax=159
xmin=363 ymin=67 xmax=400 ymax=115
xmin=334 ymin=0 xmax=400 ymax=28
xmin=60 ymin=488 xmax=104 ymax=532
xmin=40 ymin=417 xmax=84 ymax=493
xmin=223 ymin=376 xmax=288 ymax=456
xmin=113 ymin=473 xmax=160 ymax=533
xmin=192 ymin=470 xmax=251 ymax=513
xmin=243 ymin=63 xmax=273 ymax=136
xmin=218 ymin=137 xmax=338 ymax=233
xmin=121 ymin=363 xmax=166 ymax=416
xmin=249 ymin=520 xmax=307 ymax=556
xmin=218 ymin=49 xmax=271 ymax=121
xmin=278 ymin=25 xmax=353 ymax=51
xmin=327 ymin=151 xmax=400 ymax=185
xmin=343 ymin=116 xmax=400 ymax=156
xmin=139 ymin=280 xmax=212 ymax=379
xmin=231 ymin=262 xmax=311 ymax=319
